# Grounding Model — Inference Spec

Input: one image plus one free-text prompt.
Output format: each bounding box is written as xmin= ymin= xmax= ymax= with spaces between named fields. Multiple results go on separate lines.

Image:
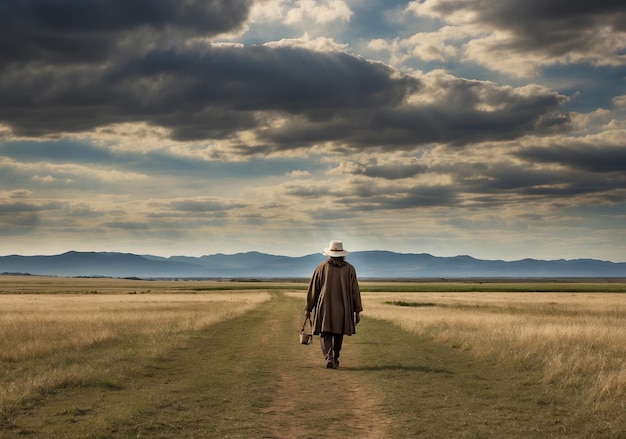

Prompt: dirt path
xmin=2 ymin=292 xmax=579 ymax=438
xmin=259 ymin=295 xmax=392 ymax=439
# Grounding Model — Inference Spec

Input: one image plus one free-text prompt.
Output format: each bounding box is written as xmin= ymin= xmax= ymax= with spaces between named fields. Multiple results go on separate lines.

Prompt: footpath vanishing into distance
xmin=4 ymin=293 xmax=581 ymax=438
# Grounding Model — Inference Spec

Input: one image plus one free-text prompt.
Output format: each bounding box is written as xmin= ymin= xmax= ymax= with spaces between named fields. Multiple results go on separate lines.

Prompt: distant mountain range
xmin=0 ymin=251 xmax=625 ymax=278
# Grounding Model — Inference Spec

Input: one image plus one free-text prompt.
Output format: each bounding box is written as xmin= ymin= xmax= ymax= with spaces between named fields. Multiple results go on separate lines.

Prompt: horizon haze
xmin=1 ymin=249 xmax=624 ymax=278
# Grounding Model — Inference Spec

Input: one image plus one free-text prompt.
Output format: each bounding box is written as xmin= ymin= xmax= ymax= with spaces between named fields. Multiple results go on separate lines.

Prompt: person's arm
xmin=351 ymin=265 xmax=362 ymax=325
xmin=305 ymin=265 xmax=321 ymax=318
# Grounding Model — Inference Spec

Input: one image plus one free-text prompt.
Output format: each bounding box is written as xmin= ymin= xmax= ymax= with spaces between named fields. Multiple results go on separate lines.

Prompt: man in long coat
xmin=305 ymin=240 xmax=363 ymax=369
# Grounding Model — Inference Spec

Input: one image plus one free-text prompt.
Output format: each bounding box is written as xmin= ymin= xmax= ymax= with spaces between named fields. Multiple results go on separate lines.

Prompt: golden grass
xmin=0 ymin=293 xmax=270 ymax=361
xmin=0 ymin=285 xmax=270 ymax=415
xmin=360 ymin=292 xmax=626 ymax=422
xmin=4 ymin=277 xmax=626 ymax=431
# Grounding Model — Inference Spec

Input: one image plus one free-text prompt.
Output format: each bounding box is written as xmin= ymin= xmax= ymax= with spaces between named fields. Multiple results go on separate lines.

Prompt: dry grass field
xmin=0 ymin=276 xmax=270 ymax=419
xmin=362 ymin=291 xmax=626 ymax=427
xmin=2 ymin=276 xmax=626 ymax=437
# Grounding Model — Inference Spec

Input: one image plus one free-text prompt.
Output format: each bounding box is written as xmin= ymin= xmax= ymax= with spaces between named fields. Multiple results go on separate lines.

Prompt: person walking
xmin=305 ymin=240 xmax=363 ymax=369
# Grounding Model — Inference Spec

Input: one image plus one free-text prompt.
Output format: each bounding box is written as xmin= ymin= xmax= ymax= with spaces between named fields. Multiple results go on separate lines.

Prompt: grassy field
xmin=1 ymin=276 xmax=625 ymax=438
xmin=360 ymin=291 xmax=626 ymax=434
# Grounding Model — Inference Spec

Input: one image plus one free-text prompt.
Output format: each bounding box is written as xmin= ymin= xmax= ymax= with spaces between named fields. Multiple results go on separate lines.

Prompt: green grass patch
xmin=2 ymin=298 xmax=282 ymax=438
xmin=351 ymin=316 xmax=593 ymax=438
xmin=385 ymin=300 xmax=438 ymax=307
xmin=360 ymin=280 xmax=626 ymax=293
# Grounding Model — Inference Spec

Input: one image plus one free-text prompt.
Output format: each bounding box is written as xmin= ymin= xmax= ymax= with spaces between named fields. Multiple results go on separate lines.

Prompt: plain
xmin=1 ymin=276 xmax=625 ymax=438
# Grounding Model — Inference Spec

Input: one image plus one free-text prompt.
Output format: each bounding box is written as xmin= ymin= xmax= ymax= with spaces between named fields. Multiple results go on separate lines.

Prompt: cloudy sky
xmin=1 ymin=0 xmax=625 ymax=261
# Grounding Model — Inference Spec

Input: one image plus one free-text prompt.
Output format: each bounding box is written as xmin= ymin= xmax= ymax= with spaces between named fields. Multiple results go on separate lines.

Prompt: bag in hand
xmin=299 ymin=317 xmax=313 ymax=345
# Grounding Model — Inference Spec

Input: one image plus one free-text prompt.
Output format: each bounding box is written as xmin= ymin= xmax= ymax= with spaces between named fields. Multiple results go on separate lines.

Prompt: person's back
xmin=305 ymin=240 xmax=362 ymax=369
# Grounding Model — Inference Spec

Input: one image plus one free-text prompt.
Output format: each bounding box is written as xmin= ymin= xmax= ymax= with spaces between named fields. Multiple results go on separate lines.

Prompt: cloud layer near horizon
xmin=1 ymin=0 xmax=625 ymax=262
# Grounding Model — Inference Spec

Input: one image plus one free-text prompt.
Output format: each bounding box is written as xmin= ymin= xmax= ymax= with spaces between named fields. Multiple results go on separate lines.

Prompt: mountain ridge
xmin=0 ymin=250 xmax=624 ymax=278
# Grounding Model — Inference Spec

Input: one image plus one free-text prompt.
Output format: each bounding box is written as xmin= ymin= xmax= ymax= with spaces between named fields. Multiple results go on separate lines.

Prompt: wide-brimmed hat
xmin=322 ymin=240 xmax=349 ymax=257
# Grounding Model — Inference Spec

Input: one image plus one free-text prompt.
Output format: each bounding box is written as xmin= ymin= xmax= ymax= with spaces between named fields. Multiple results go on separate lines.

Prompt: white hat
xmin=323 ymin=240 xmax=349 ymax=257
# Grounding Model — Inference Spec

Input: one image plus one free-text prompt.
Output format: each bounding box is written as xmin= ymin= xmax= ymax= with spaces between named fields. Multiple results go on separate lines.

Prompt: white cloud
xmin=462 ymin=32 xmax=550 ymax=77
xmin=32 ymin=175 xmax=56 ymax=184
xmin=327 ymin=160 xmax=366 ymax=176
xmin=404 ymin=0 xmax=626 ymax=77
xmin=613 ymin=95 xmax=626 ymax=107
xmin=287 ymin=170 xmax=311 ymax=178
xmin=285 ymin=0 xmax=352 ymax=25
xmin=248 ymin=0 xmax=352 ymax=26
xmin=0 ymin=123 xmax=13 ymax=140
xmin=405 ymin=1 xmax=477 ymax=25
xmin=568 ymin=109 xmax=613 ymax=133
xmin=463 ymin=29 xmax=626 ymax=77
xmin=249 ymin=0 xmax=287 ymax=22
xmin=369 ymin=25 xmax=469 ymax=65
xmin=264 ymin=33 xmax=349 ymax=52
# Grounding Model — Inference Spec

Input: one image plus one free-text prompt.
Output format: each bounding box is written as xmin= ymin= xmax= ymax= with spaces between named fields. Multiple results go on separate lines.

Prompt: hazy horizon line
xmin=1 ymin=249 xmax=624 ymax=264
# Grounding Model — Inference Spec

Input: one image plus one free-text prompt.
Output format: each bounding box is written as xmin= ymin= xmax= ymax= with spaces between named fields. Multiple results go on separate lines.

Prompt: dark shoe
xmin=326 ymin=360 xmax=334 ymax=369
xmin=334 ymin=359 xmax=339 ymax=368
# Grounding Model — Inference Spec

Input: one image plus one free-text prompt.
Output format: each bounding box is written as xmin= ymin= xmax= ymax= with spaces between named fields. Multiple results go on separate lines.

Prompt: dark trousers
xmin=320 ymin=332 xmax=344 ymax=362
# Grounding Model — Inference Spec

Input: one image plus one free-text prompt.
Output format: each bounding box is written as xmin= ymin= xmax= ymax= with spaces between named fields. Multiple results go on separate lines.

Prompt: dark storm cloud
xmin=0 ymin=212 xmax=40 ymax=232
xmin=283 ymin=184 xmax=333 ymax=198
xmin=298 ymin=177 xmax=462 ymax=213
xmin=515 ymin=144 xmax=626 ymax=173
xmin=352 ymin=185 xmax=459 ymax=209
xmin=0 ymin=45 xmax=418 ymax=141
xmin=254 ymin=71 xmax=569 ymax=151
xmin=426 ymin=0 xmax=626 ymax=59
xmin=300 ymin=173 xmax=461 ymax=210
xmin=0 ymin=202 xmax=43 ymax=214
xmin=163 ymin=199 xmax=246 ymax=212
xmin=332 ymin=149 xmax=626 ymax=212
xmin=453 ymin=159 xmax=626 ymax=204
xmin=0 ymin=200 xmax=64 ymax=232
xmin=0 ymin=0 xmax=571 ymax=152
xmin=362 ymin=163 xmax=426 ymax=179
xmin=0 ymin=0 xmax=252 ymax=66
xmin=451 ymin=162 xmax=560 ymax=192
xmin=342 ymin=162 xmax=426 ymax=179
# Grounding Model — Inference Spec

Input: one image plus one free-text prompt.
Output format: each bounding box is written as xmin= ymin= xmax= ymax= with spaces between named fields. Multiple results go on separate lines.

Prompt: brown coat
xmin=306 ymin=259 xmax=363 ymax=336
